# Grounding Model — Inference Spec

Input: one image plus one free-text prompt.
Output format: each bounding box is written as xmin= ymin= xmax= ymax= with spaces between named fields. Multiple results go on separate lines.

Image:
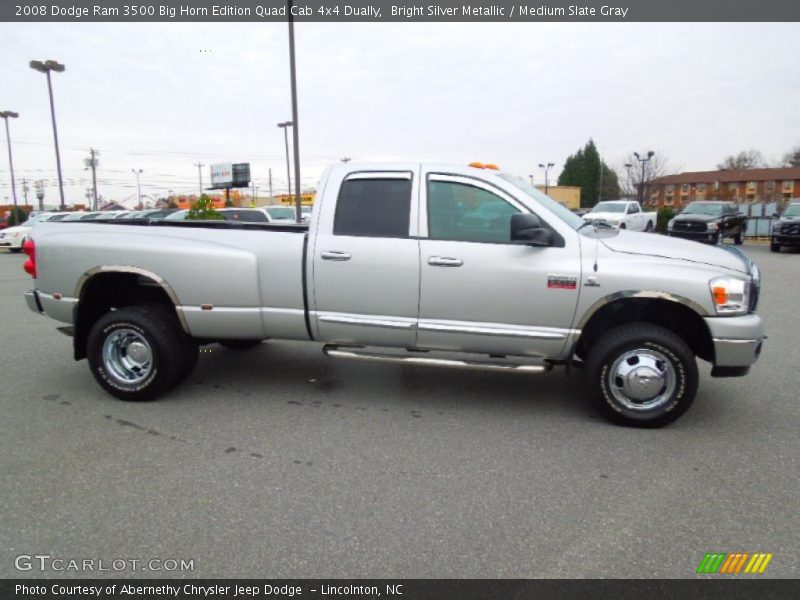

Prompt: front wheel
xmin=87 ymin=304 xmax=194 ymax=401
xmin=645 ymin=221 xmax=654 ymax=232
xmin=770 ymin=240 xmax=780 ymax=252
xmin=584 ymin=323 xmax=698 ymax=428
xmin=734 ymin=231 xmax=744 ymax=245
xmin=619 ymin=223 xmax=626 ymax=229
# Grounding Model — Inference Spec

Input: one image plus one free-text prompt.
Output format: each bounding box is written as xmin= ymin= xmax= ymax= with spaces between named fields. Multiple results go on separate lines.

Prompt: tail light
xmin=22 ymin=238 xmax=36 ymax=278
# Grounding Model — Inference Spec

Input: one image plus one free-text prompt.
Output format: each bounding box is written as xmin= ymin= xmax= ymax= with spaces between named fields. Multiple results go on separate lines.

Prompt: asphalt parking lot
xmin=1 ymin=243 xmax=798 ymax=579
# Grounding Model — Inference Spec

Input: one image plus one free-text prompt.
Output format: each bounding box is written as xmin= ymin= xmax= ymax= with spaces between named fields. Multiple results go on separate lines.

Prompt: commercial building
xmin=535 ymin=185 xmax=581 ymax=210
xmin=643 ymin=167 xmax=800 ymax=209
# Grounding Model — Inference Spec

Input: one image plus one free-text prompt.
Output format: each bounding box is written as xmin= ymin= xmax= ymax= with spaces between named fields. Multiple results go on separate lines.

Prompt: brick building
xmin=643 ymin=167 xmax=800 ymax=209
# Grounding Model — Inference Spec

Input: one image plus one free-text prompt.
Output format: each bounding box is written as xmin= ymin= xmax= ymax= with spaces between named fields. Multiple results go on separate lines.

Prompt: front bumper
xmin=772 ymin=234 xmax=800 ymax=246
xmin=704 ymin=314 xmax=765 ymax=376
xmin=667 ymin=230 xmax=718 ymax=243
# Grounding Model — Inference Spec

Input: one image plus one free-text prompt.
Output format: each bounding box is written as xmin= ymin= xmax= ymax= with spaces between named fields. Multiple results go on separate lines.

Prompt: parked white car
xmin=0 ymin=213 xmax=58 ymax=252
xmin=582 ymin=200 xmax=657 ymax=232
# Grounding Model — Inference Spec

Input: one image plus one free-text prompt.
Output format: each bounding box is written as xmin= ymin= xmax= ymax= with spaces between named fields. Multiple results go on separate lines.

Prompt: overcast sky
xmin=1 ymin=22 xmax=799 ymax=208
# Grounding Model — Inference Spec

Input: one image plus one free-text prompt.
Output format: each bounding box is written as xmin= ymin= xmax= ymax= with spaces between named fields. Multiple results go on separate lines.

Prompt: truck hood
xmin=600 ymin=230 xmax=750 ymax=274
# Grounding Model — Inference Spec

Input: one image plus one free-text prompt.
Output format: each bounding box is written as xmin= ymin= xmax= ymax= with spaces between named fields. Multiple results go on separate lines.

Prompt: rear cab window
xmin=334 ymin=175 xmax=413 ymax=238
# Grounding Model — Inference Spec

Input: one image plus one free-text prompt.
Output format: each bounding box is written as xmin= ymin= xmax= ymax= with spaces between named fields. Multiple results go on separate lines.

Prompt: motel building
xmin=642 ymin=167 xmax=800 ymax=211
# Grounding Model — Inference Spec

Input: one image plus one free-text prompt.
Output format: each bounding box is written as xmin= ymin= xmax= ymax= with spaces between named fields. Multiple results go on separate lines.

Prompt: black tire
xmin=770 ymin=240 xmax=780 ymax=253
xmin=219 ymin=339 xmax=263 ymax=350
xmin=9 ymin=247 xmax=23 ymax=253
xmin=172 ymin=337 xmax=199 ymax=388
xmin=645 ymin=221 xmax=654 ymax=232
xmin=619 ymin=223 xmax=626 ymax=229
xmin=734 ymin=231 xmax=744 ymax=245
xmin=87 ymin=304 xmax=192 ymax=401
xmin=711 ymin=232 xmax=720 ymax=245
xmin=584 ymin=323 xmax=698 ymax=428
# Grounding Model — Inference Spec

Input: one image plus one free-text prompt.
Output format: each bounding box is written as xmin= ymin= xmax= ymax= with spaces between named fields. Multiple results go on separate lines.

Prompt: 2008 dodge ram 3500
xmin=23 ymin=163 xmax=765 ymax=427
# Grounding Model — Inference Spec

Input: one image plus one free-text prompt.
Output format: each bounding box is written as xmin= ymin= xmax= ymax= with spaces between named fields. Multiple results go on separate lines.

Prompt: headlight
xmin=709 ymin=276 xmax=750 ymax=315
xmin=707 ymin=223 xmax=718 ymax=231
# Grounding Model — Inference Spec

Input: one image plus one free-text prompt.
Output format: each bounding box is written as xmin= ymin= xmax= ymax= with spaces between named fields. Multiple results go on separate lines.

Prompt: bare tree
xmin=716 ymin=149 xmax=767 ymax=170
xmin=615 ymin=151 xmax=678 ymax=199
xmin=782 ymin=144 xmax=800 ymax=168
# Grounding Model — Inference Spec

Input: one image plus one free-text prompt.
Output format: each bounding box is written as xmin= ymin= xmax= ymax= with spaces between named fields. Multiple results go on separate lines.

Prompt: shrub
xmin=186 ymin=194 xmax=223 ymax=220
xmin=6 ymin=207 xmax=28 ymax=227
xmin=656 ymin=207 xmax=676 ymax=234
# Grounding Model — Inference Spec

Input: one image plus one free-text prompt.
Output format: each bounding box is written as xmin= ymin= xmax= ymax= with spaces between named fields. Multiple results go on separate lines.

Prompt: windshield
xmin=497 ymin=174 xmax=584 ymax=230
xmin=590 ymin=202 xmax=626 ymax=213
xmin=265 ymin=206 xmax=296 ymax=219
xmin=784 ymin=204 xmax=800 ymax=217
xmin=682 ymin=203 xmax=723 ymax=216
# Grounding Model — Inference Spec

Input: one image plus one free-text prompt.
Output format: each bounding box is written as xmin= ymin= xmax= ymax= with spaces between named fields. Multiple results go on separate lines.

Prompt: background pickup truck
xmin=24 ymin=163 xmax=765 ymax=428
xmin=582 ymin=200 xmax=656 ymax=232
xmin=667 ymin=201 xmax=747 ymax=245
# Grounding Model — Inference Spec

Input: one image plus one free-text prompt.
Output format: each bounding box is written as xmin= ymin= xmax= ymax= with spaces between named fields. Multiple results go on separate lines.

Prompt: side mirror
xmin=510 ymin=213 xmax=553 ymax=247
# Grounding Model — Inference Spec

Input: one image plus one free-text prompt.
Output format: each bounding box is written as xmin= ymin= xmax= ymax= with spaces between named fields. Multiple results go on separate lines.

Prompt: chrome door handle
xmin=321 ymin=251 xmax=351 ymax=261
xmin=428 ymin=256 xmax=463 ymax=267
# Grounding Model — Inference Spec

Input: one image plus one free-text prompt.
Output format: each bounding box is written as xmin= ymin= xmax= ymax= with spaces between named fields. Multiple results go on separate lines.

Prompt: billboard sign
xmin=210 ymin=163 xmax=233 ymax=188
xmin=210 ymin=162 xmax=251 ymax=189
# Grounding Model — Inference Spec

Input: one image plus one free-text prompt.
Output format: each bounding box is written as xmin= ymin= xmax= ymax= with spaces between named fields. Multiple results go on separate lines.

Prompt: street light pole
xmin=538 ymin=162 xmax=555 ymax=195
xmin=277 ymin=120 xmax=293 ymax=198
xmin=0 ymin=111 xmax=19 ymax=210
xmin=132 ymin=169 xmax=143 ymax=208
xmin=633 ymin=151 xmax=655 ymax=203
xmin=84 ymin=148 xmax=100 ymax=211
xmin=287 ymin=0 xmax=303 ymax=224
xmin=30 ymin=60 xmax=66 ymax=210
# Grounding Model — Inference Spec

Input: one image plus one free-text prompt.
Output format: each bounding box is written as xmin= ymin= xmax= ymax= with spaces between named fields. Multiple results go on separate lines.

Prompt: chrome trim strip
xmin=418 ymin=321 xmax=576 ymax=340
xmin=345 ymin=171 xmax=412 ymax=180
xmin=180 ymin=306 xmax=261 ymax=314
xmin=324 ymin=346 xmax=549 ymax=374
xmin=317 ymin=314 xmax=417 ymax=330
xmin=712 ymin=338 xmax=760 ymax=344
xmin=577 ymin=290 xmax=709 ymax=329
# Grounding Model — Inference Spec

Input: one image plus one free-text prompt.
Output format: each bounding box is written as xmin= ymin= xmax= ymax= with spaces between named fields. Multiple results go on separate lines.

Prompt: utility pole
xmin=34 ymin=180 xmax=45 ymax=211
xmin=194 ymin=162 xmax=204 ymax=195
xmin=268 ymin=168 xmax=273 ymax=203
xmin=21 ymin=178 xmax=30 ymax=205
xmin=84 ymin=148 xmax=99 ymax=210
xmin=132 ymin=168 xmax=143 ymax=208
xmin=85 ymin=188 xmax=93 ymax=207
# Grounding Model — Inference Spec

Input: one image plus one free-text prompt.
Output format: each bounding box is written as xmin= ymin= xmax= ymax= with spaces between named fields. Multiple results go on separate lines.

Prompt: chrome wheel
xmin=607 ymin=348 xmax=676 ymax=411
xmin=102 ymin=328 xmax=153 ymax=385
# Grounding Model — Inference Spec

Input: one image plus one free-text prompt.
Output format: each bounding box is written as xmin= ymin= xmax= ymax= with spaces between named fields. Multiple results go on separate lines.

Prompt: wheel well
xmin=575 ymin=298 xmax=714 ymax=363
xmin=74 ymin=272 xmax=181 ymax=360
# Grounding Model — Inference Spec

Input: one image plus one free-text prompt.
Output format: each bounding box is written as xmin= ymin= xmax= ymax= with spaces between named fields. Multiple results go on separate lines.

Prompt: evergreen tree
xmin=557 ymin=139 xmax=620 ymax=207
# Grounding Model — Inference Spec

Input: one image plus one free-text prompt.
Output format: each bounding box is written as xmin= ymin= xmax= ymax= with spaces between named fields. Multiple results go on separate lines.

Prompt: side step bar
xmin=323 ymin=345 xmax=552 ymax=374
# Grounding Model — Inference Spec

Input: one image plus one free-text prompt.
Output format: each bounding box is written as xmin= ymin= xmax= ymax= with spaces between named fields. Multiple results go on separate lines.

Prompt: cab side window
xmin=334 ymin=177 xmax=412 ymax=238
xmin=428 ymin=180 xmax=519 ymax=243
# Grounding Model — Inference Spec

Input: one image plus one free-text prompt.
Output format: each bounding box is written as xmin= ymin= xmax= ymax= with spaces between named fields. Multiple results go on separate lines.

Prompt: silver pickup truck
xmin=23 ymin=162 xmax=765 ymax=427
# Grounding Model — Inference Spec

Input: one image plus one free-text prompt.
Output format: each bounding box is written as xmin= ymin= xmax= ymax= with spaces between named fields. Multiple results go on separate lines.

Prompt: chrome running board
xmin=323 ymin=345 xmax=552 ymax=374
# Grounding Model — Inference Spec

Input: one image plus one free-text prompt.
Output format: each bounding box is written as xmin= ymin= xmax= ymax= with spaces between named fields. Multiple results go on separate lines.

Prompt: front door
xmin=417 ymin=173 xmax=581 ymax=358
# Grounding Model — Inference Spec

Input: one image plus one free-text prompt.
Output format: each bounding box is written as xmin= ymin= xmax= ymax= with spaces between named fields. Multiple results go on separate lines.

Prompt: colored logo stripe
xmin=697 ymin=552 xmax=773 ymax=574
